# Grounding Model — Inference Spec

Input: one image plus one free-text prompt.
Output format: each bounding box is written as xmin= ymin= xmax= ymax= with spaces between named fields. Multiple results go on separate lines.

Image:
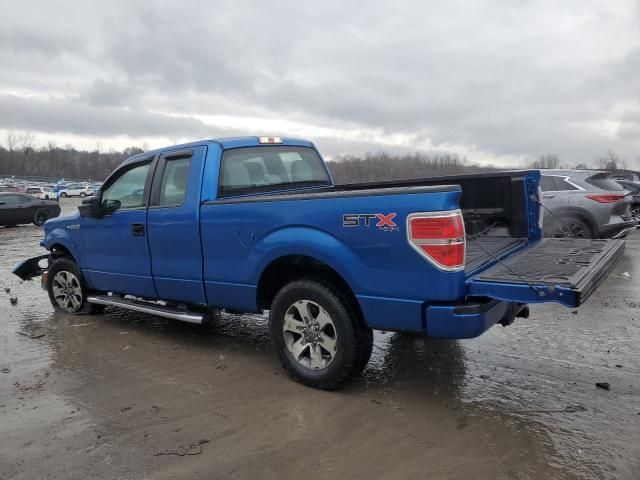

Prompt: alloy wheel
xmin=51 ymin=271 xmax=83 ymax=313
xmin=282 ymin=299 xmax=338 ymax=370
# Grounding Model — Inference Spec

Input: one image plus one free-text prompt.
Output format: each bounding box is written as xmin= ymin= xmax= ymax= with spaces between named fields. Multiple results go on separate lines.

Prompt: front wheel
xmin=60 ymin=192 xmax=67 ymax=198
xmin=80 ymin=192 xmax=86 ymax=198
xmin=46 ymin=257 xmax=103 ymax=314
xmin=269 ymin=279 xmax=373 ymax=390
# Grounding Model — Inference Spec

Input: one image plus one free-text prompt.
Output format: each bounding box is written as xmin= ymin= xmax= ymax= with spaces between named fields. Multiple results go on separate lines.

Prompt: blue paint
xmin=28 ymin=137 xmax=590 ymax=338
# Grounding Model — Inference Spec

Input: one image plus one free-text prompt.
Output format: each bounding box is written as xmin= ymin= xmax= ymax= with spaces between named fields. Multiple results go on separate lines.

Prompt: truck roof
xmin=126 ymin=136 xmax=315 ymax=165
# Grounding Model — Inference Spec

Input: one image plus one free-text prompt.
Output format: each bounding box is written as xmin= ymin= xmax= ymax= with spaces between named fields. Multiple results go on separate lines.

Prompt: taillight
xmin=407 ymin=211 xmax=465 ymax=271
xmin=585 ymin=194 xmax=625 ymax=203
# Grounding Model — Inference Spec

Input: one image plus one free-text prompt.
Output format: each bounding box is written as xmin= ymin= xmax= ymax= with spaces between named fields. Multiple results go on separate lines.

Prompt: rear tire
xmin=269 ymin=279 xmax=373 ymax=390
xmin=60 ymin=192 xmax=67 ymax=198
xmin=46 ymin=257 xmax=102 ymax=314
xmin=546 ymin=215 xmax=593 ymax=239
xmin=33 ymin=208 xmax=51 ymax=226
xmin=80 ymin=192 xmax=86 ymax=198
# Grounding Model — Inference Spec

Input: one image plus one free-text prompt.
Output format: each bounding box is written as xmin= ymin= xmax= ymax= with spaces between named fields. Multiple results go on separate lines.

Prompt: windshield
xmin=219 ymin=146 xmax=330 ymax=196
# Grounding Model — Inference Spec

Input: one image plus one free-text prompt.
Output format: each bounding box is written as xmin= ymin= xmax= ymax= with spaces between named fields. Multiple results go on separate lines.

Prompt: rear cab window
xmin=218 ymin=146 xmax=330 ymax=197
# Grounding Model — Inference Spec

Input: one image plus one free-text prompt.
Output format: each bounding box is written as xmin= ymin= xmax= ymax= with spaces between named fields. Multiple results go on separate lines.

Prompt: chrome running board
xmin=87 ymin=295 xmax=203 ymax=324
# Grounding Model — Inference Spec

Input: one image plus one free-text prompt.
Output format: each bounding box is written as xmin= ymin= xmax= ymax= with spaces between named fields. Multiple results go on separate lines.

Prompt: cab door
xmin=146 ymin=147 xmax=207 ymax=304
xmin=80 ymin=157 xmax=157 ymax=298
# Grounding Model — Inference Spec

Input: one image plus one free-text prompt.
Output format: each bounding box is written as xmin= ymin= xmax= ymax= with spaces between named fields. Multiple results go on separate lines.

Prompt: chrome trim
xmin=406 ymin=210 xmax=466 ymax=272
xmin=87 ymin=295 xmax=203 ymax=324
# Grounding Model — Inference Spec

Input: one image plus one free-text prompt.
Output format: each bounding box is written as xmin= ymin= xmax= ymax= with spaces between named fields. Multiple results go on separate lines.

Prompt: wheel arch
xmin=545 ymin=206 xmax=599 ymax=237
xmin=256 ymin=254 xmax=364 ymax=323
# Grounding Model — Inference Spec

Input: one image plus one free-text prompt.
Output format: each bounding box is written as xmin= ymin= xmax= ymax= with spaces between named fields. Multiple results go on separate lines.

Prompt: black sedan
xmin=0 ymin=193 xmax=61 ymax=227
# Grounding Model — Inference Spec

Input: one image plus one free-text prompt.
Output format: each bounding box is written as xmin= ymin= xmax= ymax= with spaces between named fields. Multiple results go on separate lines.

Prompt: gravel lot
xmin=1 ymin=199 xmax=639 ymax=479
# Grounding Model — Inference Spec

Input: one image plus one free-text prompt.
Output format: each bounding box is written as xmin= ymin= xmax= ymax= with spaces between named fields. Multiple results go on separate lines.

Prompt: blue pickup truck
xmin=14 ymin=136 xmax=625 ymax=389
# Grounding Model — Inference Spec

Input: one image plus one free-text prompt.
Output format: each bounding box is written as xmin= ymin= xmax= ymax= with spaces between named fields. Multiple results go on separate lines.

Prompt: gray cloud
xmin=0 ymin=0 xmax=639 ymax=166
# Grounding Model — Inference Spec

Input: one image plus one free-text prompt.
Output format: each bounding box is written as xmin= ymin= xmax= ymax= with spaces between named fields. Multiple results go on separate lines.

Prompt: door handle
xmin=543 ymin=194 xmax=555 ymax=199
xmin=131 ymin=223 xmax=145 ymax=236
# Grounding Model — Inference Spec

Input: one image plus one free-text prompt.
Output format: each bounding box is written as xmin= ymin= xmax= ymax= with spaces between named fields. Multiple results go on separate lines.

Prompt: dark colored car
xmin=0 ymin=193 xmax=61 ymax=227
xmin=616 ymin=180 xmax=640 ymax=218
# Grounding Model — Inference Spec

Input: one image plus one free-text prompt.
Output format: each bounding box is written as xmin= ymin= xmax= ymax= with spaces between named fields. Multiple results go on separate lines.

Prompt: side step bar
xmin=87 ymin=295 xmax=203 ymax=324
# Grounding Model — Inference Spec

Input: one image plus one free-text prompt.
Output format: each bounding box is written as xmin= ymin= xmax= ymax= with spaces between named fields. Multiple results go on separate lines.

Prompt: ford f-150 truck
xmin=14 ymin=136 xmax=625 ymax=389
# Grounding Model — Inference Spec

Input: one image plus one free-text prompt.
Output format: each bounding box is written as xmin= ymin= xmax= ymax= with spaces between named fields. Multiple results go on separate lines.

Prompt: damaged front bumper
xmin=12 ymin=254 xmax=50 ymax=281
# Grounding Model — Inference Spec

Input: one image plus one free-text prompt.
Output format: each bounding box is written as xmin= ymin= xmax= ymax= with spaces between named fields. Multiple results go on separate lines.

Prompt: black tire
xmin=33 ymin=208 xmax=51 ymax=226
xmin=60 ymin=192 xmax=67 ymax=198
xmin=546 ymin=215 xmax=594 ymax=239
xmin=80 ymin=192 xmax=86 ymax=198
xmin=269 ymin=279 xmax=373 ymax=390
xmin=44 ymin=195 xmax=49 ymax=200
xmin=46 ymin=257 xmax=103 ymax=314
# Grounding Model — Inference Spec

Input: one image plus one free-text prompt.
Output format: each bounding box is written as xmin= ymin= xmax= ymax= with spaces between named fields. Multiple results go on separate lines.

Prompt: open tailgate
xmin=466 ymin=238 xmax=625 ymax=308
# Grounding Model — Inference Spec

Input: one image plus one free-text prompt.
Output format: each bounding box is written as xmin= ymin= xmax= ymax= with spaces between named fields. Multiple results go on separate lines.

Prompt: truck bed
xmin=465 ymin=236 xmax=527 ymax=272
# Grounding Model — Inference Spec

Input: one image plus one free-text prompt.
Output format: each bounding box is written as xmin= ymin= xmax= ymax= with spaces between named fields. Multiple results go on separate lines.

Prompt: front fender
xmin=43 ymin=227 xmax=83 ymax=266
xmin=250 ymin=226 xmax=364 ymax=292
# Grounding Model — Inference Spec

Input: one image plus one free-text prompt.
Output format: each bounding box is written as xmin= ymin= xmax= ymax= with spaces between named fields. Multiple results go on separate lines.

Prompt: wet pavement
xmin=1 ymin=199 xmax=639 ymax=479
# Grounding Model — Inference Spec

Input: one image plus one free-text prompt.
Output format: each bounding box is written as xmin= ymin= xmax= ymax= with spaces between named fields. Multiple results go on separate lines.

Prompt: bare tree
xmin=528 ymin=153 xmax=560 ymax=169
xmin=597 ymin=150 xmax=620 ymax=171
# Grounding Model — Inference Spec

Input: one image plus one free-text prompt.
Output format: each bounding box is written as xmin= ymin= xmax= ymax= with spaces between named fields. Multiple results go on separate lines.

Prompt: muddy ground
xmin=1 ymin=199 xmax=639 ymax=480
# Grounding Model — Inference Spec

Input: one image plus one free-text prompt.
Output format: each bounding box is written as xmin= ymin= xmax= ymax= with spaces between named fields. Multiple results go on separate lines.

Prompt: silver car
xmin=540 ymin=170 xmax=637 ymax=239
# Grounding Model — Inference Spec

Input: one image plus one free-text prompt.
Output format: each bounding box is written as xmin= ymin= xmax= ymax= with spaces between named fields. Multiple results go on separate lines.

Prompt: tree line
xmin=0 ymin=132 xmax=143 ymax=180
xmin=0 ymin=131 xmax=636 ymax=182
xmin=326 ymin=151 xmax=495 ymax=184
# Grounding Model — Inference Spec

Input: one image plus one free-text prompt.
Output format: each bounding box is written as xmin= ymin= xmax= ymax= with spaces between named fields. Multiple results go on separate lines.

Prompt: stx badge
xmin=342 ymin=213 xmax=399 ymax=232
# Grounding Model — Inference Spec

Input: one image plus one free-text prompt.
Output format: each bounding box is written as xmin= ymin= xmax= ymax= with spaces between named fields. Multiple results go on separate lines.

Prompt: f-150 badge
xmin=342 ymin=213 xmax=398 ymax=232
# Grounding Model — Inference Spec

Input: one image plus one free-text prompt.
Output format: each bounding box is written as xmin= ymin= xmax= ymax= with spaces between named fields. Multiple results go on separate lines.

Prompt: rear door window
xmin=158 ymin=157 xmax=191 ymax=207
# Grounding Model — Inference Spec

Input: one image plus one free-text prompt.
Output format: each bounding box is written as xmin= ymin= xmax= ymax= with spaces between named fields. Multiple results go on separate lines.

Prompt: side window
xmin=540 ymin=176 xmax=556 ymax=192
xmin=159 ymin=157 xmax=191 ymax=207
xmin=102 ymin=162 xmax=151 ymax=210
xmin=0 ymin=195 xmax=22 ymax=205
xmin=555 ymin=178 xmax=579 ymax=191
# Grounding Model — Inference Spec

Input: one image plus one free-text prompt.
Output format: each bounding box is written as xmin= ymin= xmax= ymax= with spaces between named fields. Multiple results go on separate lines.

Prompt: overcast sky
xmin=1 ymin=0 xmax=639 ymax=167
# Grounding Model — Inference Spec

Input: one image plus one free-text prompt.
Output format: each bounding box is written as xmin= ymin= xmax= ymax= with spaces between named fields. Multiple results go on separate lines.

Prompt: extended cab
xmin=14 ymin=137 xmax=625 ymax=389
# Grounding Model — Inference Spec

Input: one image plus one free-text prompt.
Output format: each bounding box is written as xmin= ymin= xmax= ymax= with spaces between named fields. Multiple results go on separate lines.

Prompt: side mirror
xmin=78 ymin=196 xmax=103 ymax=218
xmin=101 ymin=199 xmax=121 ymax=215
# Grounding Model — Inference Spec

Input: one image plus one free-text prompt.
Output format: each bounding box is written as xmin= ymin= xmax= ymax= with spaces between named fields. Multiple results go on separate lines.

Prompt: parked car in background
xmin=59 ymin=184 xmax=95 ymax=198
xmin=0 ymin=193 xmax=61 ymax=226
xmin=540 ymin=170 xmax=636 ymax=239
xmin=24 ymin=186 xmax=55 ymax=200
xmin=616 ymin=180 xmax=640 ymax=219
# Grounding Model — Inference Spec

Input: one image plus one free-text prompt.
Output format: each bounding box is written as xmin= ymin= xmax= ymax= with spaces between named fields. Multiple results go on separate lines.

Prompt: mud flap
xmin=12 ymin=254 xmax=49 ymax=281
xmin=466 ymin=238 xmax=625 ymax=308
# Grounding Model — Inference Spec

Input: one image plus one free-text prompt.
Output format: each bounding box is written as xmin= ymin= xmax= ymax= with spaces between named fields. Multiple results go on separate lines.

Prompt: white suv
xmin=24 ymin=186 xmax=54 ymax=200
xmin=59 ymin=184 xmax=95 ymax=198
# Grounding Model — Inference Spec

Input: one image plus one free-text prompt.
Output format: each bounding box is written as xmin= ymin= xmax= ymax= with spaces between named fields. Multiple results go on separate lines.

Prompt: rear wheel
xmin=80 ymin=192 xmax=86 ymax=198
xmin=269 ymin=279 xmax=373 ymax=390
xmin=548 ymin=216 xmax=593 ymax=239
xmin=33 ymin=208 xmax=51 ymax=226
xmin=60 ymin=192 xmax=67 ymax=198
xmin=46 ymin=257 xmax=103 ymax=314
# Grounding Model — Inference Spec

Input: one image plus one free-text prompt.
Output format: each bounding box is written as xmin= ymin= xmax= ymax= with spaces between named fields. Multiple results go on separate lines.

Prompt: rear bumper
xmin=425 ymin=299 xmax=525 ymax=339
xmin=600 ymin=219 xmax=638 ymax=239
